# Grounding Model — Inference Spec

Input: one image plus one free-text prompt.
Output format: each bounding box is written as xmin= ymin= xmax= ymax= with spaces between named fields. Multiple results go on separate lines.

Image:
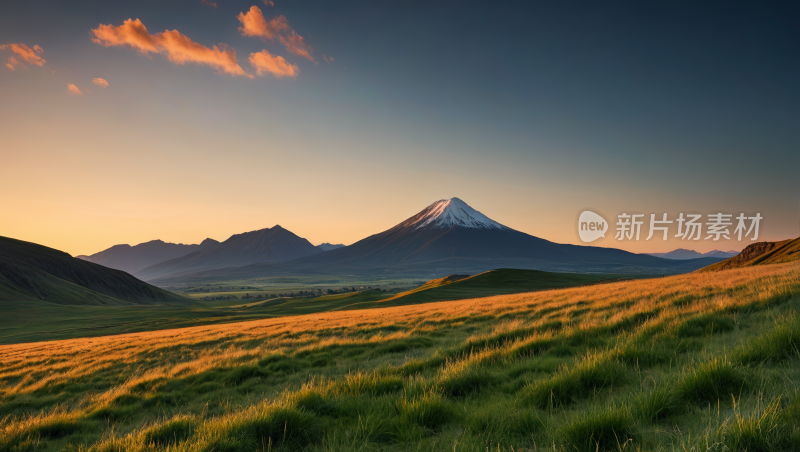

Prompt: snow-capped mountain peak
xmin=399 ymin=197 xmax=508 ymax=230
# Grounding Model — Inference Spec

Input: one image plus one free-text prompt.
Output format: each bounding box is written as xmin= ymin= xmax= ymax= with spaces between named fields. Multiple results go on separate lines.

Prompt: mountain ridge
xmin=137 ymin=225 xmax=322 ymax=281
xmin=646 ymin=248 xmax=739 ymax=260
xmin=78 ymin=238 xmax=221 ymax=274
xmin=148 ymin=198 xmax=724 ymax=285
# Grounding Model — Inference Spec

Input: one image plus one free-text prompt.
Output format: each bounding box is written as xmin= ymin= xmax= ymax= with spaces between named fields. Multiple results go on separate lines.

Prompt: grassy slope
xmin=368 ymin=268 xmax=631 ymax=308
xmin=0 ymin=236 xmax=186 ymax=306
xmin=700 ymin=236 xmax=800 ymax=272
xmin=0 ymin=269 xmax=625 ymax=344
xmin=2 ymin=262 xmax=800 ymax=451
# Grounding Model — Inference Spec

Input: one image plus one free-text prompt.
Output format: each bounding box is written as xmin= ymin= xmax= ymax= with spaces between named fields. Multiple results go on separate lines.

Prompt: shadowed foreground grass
xmin=1 ymin=262 xmax=800 ymax=451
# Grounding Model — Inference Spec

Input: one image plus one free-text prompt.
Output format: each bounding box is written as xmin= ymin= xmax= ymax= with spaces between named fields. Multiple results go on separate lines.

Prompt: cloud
xmin=323 ymin=54 xmax=334 ymax=63
xmin=92 ymin=77 xmax=109 ymax=87
xmin=264 ymin=0 xmax=274 ymax=6
xmin=91 ymin=18 xmax=252 ymax=78
xmin=67 ymin=84 xmax=83 ymax=95
xmin=237 ymin=6 xmax=289 ymax=41
xmin=0 ymin=43 xmax=46 ymax=70
xmin=249 ymin=49 xmax=298 ymax=78
xmin=201 ymin=0 xmax=218 ymax=7
xmin=279 ymin=31 xmax=314 ymax=62
xmin=237 ymin=6 xmax=314 ymax=61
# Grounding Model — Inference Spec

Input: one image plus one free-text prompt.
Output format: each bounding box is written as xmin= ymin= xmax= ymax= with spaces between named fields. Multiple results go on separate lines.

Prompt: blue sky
xmin=1 ymin=1 xmax=798 ymax=255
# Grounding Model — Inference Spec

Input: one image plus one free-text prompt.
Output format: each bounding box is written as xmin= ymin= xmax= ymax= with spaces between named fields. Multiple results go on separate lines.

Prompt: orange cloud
xmin=91 ymin=19 xmax=252 ymax=78
xmin=1 ymin=43 xmax=46 ymax=70
xmin=67 ymin=84 xmax=83 ymax=95
xmin=237 ymin=6 xmax=289 ymax=41
xmin=264 ymin=0 xmax=274 ymax=6
xmin=92 ymin=77 xmax=109 ymax=87
xmin=201 ymin=0 xmax=218 ymax=7
xmin=323 ymin=54 xmax=334 ymax=63
xmin=249 ymin=50 xmax=298 ymax=78
xmin=237 ymin=6 xmax=314 ymax=61
xmin=279 ymin=31 xmax=314 ymax=62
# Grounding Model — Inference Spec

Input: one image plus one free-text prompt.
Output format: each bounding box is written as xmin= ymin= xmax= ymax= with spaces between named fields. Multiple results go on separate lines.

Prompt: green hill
xmin=346 ymin=268 xmax=632 ymax=309
xmin=0 ymin=236 xmax=186 ymax=305
xmin=699 ymin=237 xmax=800 ymax=272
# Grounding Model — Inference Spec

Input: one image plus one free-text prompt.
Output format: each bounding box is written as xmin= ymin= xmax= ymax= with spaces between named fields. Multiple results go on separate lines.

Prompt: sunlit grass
xmin=1 ymin=261 xmax=799 ymax=450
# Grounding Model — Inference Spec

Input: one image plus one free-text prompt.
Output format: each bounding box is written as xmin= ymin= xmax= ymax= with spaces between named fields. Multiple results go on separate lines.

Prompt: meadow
xmin=1 ymin=262 xmax=800 ymax=451
xmin=0 ymin=269 xmax=614 ymax=345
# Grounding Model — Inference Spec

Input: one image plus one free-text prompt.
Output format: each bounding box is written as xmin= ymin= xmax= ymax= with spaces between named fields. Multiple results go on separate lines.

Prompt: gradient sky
xmin=1 ymin=1 xmax=798 ymax=256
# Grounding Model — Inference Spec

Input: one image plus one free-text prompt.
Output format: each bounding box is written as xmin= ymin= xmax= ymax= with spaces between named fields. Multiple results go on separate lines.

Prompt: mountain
xmin=646 ymin=249 xmax=739 ymax=260
xmin=699 ymin=237 xmax=800 ymax=272
xmin=149 ymin=198 xmax=723 ymax=285
xmin=137 ymin=226 xmax=322 ymax=281
xmin=0 ymin=236 xmax=186 ymax=305
xmin=77 ymin=238 xmax=220 ymax=274
xmin=317 ymin=243 xmax=346 ymax=252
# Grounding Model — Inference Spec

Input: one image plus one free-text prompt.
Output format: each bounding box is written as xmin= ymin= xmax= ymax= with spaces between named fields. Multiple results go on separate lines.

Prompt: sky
xmin=1 ymin=1 xmax=799 ymax=256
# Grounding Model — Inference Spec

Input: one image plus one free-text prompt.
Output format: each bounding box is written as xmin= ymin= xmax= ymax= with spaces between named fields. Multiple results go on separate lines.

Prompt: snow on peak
xmin=400 ymin=197 xmax=508 ymax=230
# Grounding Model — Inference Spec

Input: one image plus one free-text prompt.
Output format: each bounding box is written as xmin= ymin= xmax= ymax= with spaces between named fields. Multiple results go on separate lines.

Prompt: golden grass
xmin=1 ymin=261 xmax=799 ymax=450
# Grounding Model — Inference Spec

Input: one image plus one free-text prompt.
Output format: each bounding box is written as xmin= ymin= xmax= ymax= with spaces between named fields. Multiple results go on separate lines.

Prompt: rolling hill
xmin=0 ymin=235 xmax=186 ymax=305
xmin=76 ymin=238 xmax=220 ymax=274
xmin=137 ymin=225 xmax=322 ymax=281
xmin=699 ymin=236 xmax=800 ymax=272
xmin=368 ymin=268 xmax=633 ymax=307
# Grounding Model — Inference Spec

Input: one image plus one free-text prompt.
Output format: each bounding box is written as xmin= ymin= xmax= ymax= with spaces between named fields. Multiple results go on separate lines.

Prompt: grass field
xmin=2 ymin=262 xmax=800 ymax=451
xmin=0 ymin=269 xmax=620 ymax=345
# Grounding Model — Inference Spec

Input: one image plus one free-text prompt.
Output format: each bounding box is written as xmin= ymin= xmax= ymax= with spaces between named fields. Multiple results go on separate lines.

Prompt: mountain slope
xmin=149 ymin=198 xmax=723 ymax=284
xmin=0 ymin=236 xmax=186 ymax=305
xmin=78 ymin=238 xmax=220 ymax=274
xmin=699 ymin=237 xmax=800 ymax=272
xmin=137 ymin=226 xmax=322 ymax=281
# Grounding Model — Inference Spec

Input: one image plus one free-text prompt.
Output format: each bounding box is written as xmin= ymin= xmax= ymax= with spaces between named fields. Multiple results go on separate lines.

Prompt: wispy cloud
xmin=323 ymin=54 xmax=334 ymax=63
xmin=279 ymin=31 xmax=314 ymax=62
xmin=1 ymin=43 xmax=45 ymax=70
xmin=201 ymin=0 xmax=218 ymax=8
xmin=92 ymin=77 xmax=109 ymax=87
xmin=67 ymin=83 xmax=83 ymax=95
xmin=249 ymin=49 xmax=298 ymax=78
xmin=91 ymin=18 xmax=252 ymax=78
xmin=237 ymin=6 xmax=314 ymax=62
xmin=264 ymin=0 xmax=274 ymax=6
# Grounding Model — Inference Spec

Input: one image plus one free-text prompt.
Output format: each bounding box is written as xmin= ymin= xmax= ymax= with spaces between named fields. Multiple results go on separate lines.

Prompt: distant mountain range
xmin=76 ymin=238 xmax=220 ymax=274
xmin=646 ymin=249 xmax=739 ymax=260
xmin=135 ymin=226 xmax=322 ymax=281
xmin=148 ymin=198 xmax=724 ymax=285
xmin=0 ymin=236 xmax=184 ymax=305
xmin=317 ymin=243 xmax=345 ymax=251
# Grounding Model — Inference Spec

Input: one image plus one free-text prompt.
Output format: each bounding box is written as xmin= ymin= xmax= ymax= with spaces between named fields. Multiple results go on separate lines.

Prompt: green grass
xmin=2 ymin=263 xmax=800 ymax=451
xmin=366 ymin=268 xmax=636 ymax=307
xmin=0 ymin=269 xmax=643 ymax=345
